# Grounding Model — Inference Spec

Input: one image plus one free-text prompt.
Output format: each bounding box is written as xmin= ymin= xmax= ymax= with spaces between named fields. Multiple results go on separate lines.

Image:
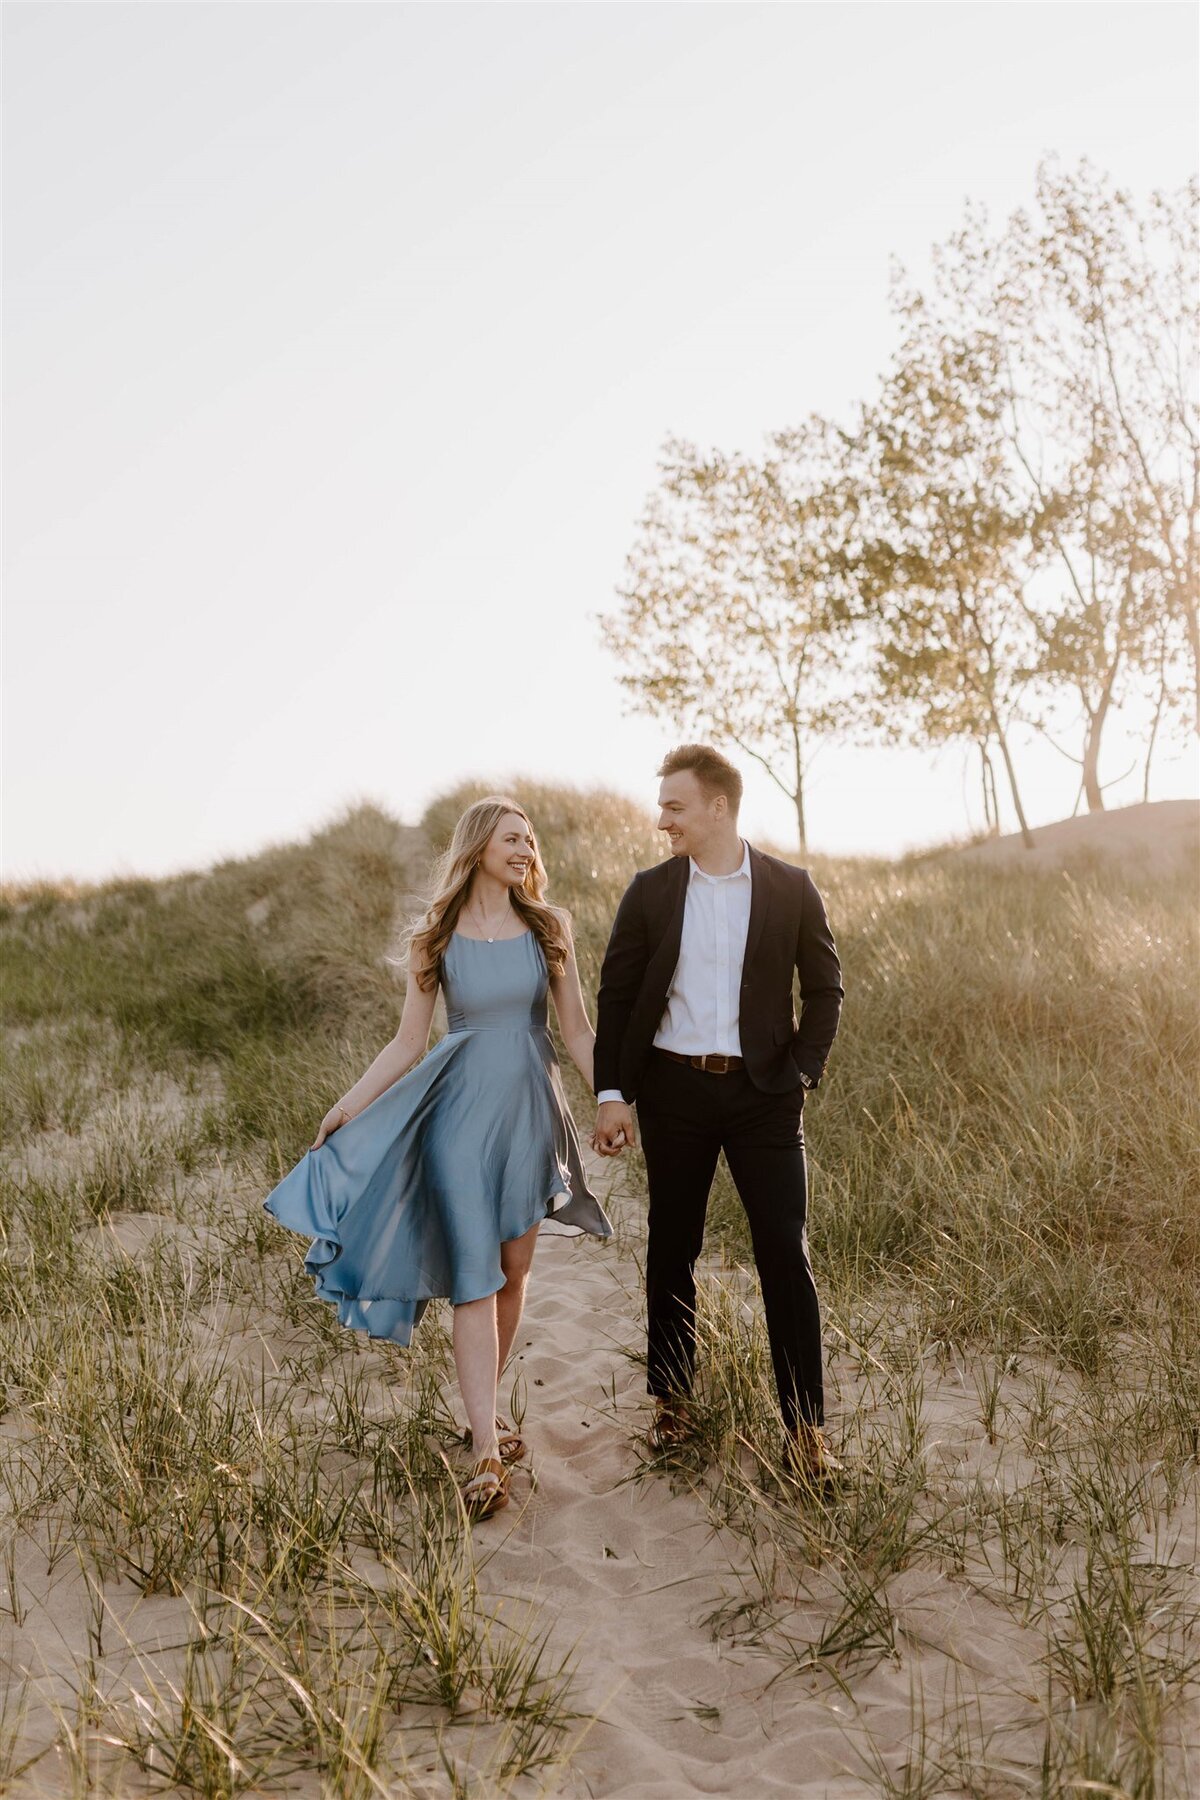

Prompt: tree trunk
xmin=792 ymin=724 xmax=808 ymax=856
xmin=1081 ymin=679 xmax=1117 ymax=812
xmin=989 ymin=718 xmax=1035 ymax=849
xmin=979 ymin=741 xmax=999 ymax=834
xmin=1082 ymin=725 xmax=1105 ymax=811
xmin=1143 ymin=650 xmax=1168 ymax=804
xmin=1080 ymin=616 xmax=1127 ymax=812
xmin=1182 ymin=594 xmax=1200 ymax=738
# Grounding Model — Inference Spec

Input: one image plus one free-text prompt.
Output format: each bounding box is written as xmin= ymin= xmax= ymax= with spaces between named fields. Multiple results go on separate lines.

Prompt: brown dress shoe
xmin=786 ymin=1425 xmax=843 ymax=1489
xmin=646 ymin=1400 xmax=694 ymax=1453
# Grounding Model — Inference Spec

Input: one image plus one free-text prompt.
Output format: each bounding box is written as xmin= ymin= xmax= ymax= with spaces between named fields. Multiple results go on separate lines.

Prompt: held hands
xmin=591 ymin=1099 xmax=636 ymax=1158
xmin=312 ymin=1103 xmax=353 ymax=1150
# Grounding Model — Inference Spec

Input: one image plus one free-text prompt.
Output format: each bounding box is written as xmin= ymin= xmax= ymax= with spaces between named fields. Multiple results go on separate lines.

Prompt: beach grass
xmin=1 ymin=790 xmax=1196 ymax=1795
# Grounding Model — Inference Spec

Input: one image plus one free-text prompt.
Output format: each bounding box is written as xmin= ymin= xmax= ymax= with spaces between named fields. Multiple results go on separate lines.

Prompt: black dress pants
xmin=636 ymin=1052 xmax=823 ymax=1434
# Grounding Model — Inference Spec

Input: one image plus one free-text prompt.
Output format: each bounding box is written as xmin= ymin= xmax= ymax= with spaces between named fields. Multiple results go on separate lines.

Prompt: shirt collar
xmin=688 ymin=839 xmax=751 ymax=884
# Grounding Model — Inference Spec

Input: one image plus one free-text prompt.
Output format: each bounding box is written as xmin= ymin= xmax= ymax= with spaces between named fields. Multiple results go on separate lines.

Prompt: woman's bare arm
xmin=312 ymin=949 xmax=439 ymax=1147
xmin=548 ymin=918 xmax=596 ymax=1091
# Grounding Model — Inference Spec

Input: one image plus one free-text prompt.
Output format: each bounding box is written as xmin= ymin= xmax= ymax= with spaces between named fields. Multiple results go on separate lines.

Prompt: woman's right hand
xmin=312 ymin=1103 xmax=353 ymax=1150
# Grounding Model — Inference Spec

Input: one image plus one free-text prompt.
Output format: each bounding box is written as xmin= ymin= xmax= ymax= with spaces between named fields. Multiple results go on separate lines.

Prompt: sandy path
xmin=474 ymin=1240 xmax=809 ymax=1794
xmin=464 ymin=1159 xmax=920 ymax=1799
xmin=480 ymin=1212 xmax=803 ymax=1795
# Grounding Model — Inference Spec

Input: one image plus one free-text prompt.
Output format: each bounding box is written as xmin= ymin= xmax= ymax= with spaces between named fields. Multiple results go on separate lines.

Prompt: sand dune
xmin=955 ymin=797 xmax=1199 ymax=873
xmin=3 ymin=807 xmax=1197 ymax=1795
xmin=7 ymin=1139 xmax=1157 ymax=1798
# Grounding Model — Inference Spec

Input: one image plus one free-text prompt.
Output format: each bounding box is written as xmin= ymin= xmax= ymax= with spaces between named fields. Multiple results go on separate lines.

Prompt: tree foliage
xmin=605 ymin=423 xmax=862 ymax=851
xmin=917 ymin=160 xmax=1198 ymax=807
xmin=603 ymin=160 xmax=1198 ymax=844
xmin=855 ymin=300 xmax=1038 ymax=841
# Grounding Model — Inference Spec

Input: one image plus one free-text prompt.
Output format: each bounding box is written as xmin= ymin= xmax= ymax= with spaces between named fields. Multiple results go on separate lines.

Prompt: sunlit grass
xmin=1 ymin=791 xmax=1196 ymax=1794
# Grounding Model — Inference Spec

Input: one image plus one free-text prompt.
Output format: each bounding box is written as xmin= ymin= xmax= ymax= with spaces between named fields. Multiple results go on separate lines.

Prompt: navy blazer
xmin=593 ymin=845 xmax=843 ymax=1102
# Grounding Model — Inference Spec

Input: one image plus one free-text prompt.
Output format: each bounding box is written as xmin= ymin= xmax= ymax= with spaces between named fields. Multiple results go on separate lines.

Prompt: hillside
xmin=0 ymin=788 xmax=1196 ymax=1797
xmin=956 ymin=796 xmax=1199 ymax=873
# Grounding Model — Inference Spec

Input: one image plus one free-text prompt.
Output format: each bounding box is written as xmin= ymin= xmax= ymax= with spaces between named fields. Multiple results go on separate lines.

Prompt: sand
xmin=955 ymin=796 xmax=1199 ymax=873
xmin=450 ymin=1176 xmax=1073 ymax=1797
xmin=1 ymin=1140 xmax=1123 ymax=1798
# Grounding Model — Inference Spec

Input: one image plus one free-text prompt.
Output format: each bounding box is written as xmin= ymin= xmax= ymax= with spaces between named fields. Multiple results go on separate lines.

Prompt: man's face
xmin=656 ymin=771 xmax=723 ymax=857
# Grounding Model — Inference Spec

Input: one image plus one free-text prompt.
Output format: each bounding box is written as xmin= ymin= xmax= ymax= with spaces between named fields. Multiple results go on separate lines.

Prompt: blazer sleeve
xmin=792 ymin=869 xmax=844 ymax=1087
xmin=593 ymin=873 xmax=650 ymax=1097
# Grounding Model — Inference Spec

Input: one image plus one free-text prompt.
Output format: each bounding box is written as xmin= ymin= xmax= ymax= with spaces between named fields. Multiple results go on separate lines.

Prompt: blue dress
xmin=263 ymin=930 xmax=613 ymax=1345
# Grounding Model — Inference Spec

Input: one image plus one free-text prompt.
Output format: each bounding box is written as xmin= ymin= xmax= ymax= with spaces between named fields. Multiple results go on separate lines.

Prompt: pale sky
xmin=4 ymin=1 xmax=1198 ymax=883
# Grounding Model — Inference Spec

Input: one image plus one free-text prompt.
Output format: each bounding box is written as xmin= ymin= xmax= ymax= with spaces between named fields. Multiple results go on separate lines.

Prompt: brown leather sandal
xmin=463 ymin=1418 xmax=527 ymax=1465
xmin=460 ymin=1457 xmax=510 ymax=1521
xmin=496 ymin=1426 xmax=527 ymax=1465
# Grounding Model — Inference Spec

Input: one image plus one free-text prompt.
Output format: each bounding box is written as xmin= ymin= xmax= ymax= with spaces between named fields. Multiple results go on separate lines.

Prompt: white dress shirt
xmin=598 ymin=840 xmax=753 ymax=1104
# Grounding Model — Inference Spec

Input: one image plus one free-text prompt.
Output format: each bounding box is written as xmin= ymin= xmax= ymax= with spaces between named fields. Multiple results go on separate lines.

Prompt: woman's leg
xmin=497 ymin=1220 xmax=540 ymax=1374
xmin=453 ymin=1295 xmax=500 ymax=1464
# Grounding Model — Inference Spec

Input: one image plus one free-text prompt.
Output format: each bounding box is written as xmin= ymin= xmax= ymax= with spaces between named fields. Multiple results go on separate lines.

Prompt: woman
xmin=263 ymin=797 xmax=612 ymax=1520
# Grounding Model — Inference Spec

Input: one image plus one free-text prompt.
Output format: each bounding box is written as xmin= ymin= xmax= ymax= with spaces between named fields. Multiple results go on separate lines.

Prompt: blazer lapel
xmin=743 ymin=844 xmax=771 ymax=968
xmin=645 ymin=854 xmax=689 ymax=989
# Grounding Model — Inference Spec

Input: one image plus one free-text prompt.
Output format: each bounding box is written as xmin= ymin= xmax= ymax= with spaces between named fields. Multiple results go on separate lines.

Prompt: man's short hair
xmin=657 ymin=744 xmax=743 ymax=814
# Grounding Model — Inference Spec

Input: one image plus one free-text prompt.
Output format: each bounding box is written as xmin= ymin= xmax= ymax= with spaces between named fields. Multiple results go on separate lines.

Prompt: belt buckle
xmin=702 ymin=1053 xmax=730 ymax=1074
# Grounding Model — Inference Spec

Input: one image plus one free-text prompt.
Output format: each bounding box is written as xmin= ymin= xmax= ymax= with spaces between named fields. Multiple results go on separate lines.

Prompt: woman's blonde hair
xmin=407 ymin=796 xmax=570 ymax=992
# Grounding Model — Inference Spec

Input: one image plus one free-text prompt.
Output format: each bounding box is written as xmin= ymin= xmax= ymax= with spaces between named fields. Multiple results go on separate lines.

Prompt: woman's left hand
xmin=312 ymin=1103 xmax=353 ymax=1150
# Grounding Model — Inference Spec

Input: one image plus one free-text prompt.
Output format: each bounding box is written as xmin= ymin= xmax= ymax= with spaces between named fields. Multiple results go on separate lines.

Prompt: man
xmin=592 ymin=744 xmax=843 ymax=1480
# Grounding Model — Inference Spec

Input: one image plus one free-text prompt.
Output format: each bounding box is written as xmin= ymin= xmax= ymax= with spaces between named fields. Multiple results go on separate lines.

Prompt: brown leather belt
xmin=656 ymin=1048 xmax=744 ymax=1074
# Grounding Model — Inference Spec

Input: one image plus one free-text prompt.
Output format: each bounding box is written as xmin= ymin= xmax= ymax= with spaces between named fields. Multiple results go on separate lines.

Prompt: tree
xmin=602 ymin=423 xmax=861 ymax=853
xmin=854 ymin=300 xmax=1038 ymax=846
xmin=921 ymin=161 xmax=1198 ymax=809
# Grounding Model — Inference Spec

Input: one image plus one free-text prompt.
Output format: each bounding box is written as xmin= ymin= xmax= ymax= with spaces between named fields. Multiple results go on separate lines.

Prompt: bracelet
xmin=335 ymin=1104 xmax=353 ymax=1124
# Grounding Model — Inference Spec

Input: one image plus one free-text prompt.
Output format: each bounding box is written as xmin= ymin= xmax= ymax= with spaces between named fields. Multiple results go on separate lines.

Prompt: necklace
xmin=469 ymin=895 xmax=511 ymax=942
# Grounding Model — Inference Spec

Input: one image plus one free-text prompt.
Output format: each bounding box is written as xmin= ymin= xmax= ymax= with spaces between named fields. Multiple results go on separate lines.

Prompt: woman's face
xmin=478 ymin=812 xmax=536 ymax=889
